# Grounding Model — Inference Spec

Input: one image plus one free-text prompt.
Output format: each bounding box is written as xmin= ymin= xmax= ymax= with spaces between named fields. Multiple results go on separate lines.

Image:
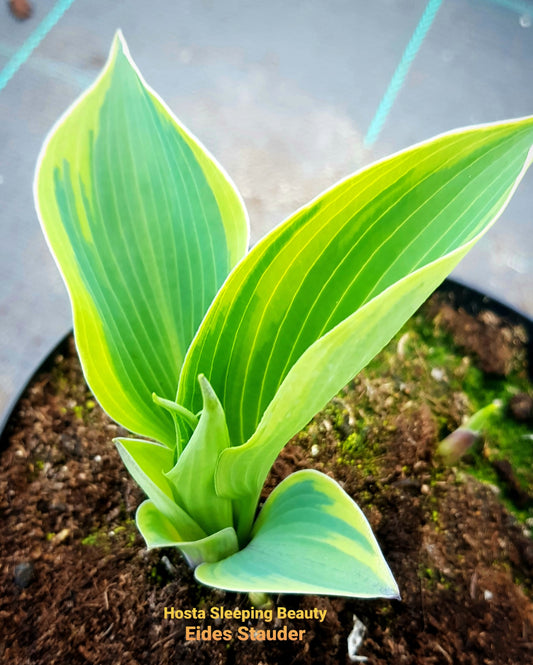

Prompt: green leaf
xmin=218 ymin=251 xmax=469 ymax=538
xmin=165 ymin=375 xmax=233 ymax=536
xmin=136 ymin=500 xmax=239 ymax=567
xmin=115 ymin=437 xmax=205 ymax=542
xmin=175 ymin=116 xmax=533 ymax=515
xmin=152 ymin=392 xmax=199 ymax=455
xmin=35 ymin=31 xmax=249 ymax=446
xmin=195 ymin=470 xmax=399 ymax=598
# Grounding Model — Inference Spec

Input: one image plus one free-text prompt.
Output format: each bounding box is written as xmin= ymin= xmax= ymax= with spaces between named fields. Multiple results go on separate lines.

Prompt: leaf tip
xmin=109 ymin=29 xmax=136 ymax=74
xmin=197 ymin=374 xmax=218 ymax=409
xmin=111 ymin=28 xmax=128 ymax=57
xmin=113 ymin=436 xmax=127 ymax=450
xmin=378 ymin=565 xmax=401 ymax=601
xmin=389 ymin=582 xmax=401 ymax=602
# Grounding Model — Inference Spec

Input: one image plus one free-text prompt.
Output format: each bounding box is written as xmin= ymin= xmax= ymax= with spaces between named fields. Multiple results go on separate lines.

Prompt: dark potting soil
xmin=1 ymin=293 xmax=533 ymax=665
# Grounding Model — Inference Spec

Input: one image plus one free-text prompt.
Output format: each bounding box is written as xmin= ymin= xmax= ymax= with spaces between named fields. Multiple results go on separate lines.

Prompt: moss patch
xmin=301 ymin=293 xmax=533 ymax=524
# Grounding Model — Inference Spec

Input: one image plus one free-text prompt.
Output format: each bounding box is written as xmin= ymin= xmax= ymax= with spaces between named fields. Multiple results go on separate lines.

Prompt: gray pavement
xmin=1 ymin=0 xmax=532 ymax=427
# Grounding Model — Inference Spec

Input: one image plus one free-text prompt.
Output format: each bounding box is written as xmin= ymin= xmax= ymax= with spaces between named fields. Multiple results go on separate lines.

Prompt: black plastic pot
xmin=1 ymin=277 xmax=532 ymax=446
xmin=0 ymin=334 xmax=71 ymax=447
xmin=436 ymin=278 xmax=533 ymax=382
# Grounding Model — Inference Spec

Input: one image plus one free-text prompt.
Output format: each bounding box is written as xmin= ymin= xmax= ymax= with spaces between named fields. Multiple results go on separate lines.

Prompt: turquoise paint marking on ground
xmin=0 ymin=40 xmax=92 ymax=90
xmin=0 ymin=0 xmax=78 ymax=93
xmin=364 ymin=0 xmax=443 ymax=147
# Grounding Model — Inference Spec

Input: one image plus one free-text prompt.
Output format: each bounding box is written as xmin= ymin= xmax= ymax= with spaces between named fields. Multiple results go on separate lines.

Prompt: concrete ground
xmin=1 ymin=0 xmax=532 ymax=427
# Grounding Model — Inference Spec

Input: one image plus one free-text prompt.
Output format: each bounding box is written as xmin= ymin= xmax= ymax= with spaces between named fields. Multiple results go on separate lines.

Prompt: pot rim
xmin=1 ymin=277 xmax=532 ymax=445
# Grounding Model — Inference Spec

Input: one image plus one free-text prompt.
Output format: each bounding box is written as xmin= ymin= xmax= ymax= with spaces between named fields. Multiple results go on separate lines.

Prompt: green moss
xmin=81 ymin=519 xmax=137 ymax=549
xmin=81 ymin=532 xmax=101 ymax=546
xmin=304 ymin=296 xmax=533 ymax=525
xmin=150 ymin=565 xmax=164 ymax=585
xmin=418 ymin=564 xmax=453 ymax=591
xmin=340 ymin=431 xmax=380 ymax=474
xmin=72 ymin=404 xmax=84 ymax=420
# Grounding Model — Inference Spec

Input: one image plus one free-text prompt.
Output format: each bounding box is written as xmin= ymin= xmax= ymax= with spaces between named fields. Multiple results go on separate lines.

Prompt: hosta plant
xmin=34 ymin=31 xmax=533 ymax=599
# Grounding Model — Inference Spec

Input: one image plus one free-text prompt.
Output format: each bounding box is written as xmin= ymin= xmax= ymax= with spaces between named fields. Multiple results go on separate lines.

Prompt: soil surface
xmin=1 ymin=292 xmax=533 ymax=665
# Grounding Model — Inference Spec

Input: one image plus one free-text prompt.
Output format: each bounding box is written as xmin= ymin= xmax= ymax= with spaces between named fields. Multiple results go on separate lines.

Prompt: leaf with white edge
xmin=165 ymin=375 xmax=233 ymax=536
xmin=136 ymin=500 xmax=239 ymax=567
xmin=35 ymin=31 xmax=249 ymax=446
xmin=115 ymin=438 xmax=205 ymax=542
xmin=195 ymin=470 xmax=399 ymax=598
xmin=219 ymin=253 xmax=466 ymax=539
xmin=175 ymin=116 xmax=533 ymax=529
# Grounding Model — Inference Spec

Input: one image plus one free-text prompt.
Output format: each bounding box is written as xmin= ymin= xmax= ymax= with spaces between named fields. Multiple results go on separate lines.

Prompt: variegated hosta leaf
xmin=114 ymin=437 xmax=205 ymax=542
xmin=164 ymin=375 xmax=233 ymax=536
xmin=35 ymin=31 xmax=249 ymax=446
xmin=195 ymin=470 xmax=399 ymax=598
xmin=136 ymin=500 xmax=239 ymax=568
xmin=175 ymin=116 xmax=533 ymax=528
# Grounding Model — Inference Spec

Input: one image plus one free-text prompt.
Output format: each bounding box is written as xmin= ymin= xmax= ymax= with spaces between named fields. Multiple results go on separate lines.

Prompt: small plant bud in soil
xmin=437 ymin=402 xmax=502 ymax=465
xmin=437 ymin=428 xmax=480 ymax=465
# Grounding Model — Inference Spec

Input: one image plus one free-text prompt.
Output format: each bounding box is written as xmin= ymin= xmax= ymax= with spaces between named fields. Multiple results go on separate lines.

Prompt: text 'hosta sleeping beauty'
xmin=34 ymin=31 xmax=533 ymax=599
